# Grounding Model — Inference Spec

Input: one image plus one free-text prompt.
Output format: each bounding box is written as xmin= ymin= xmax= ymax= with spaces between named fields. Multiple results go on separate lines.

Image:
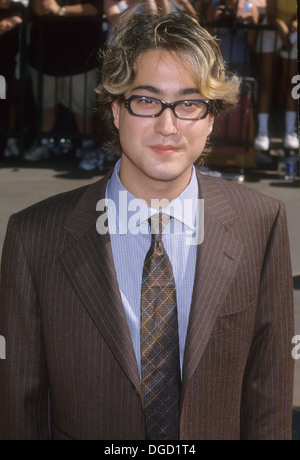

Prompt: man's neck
xmin=118 ymin=162 xmax=194 ymax=209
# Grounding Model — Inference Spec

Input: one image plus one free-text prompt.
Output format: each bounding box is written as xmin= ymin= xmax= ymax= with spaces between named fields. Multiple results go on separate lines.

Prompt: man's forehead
xmin=130 ymin=49 xmax=201 ymax=97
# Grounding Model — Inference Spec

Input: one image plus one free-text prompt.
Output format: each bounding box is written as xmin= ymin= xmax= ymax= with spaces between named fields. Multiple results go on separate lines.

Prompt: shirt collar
xmin=106 ymin=159 xmax=199 ymax=234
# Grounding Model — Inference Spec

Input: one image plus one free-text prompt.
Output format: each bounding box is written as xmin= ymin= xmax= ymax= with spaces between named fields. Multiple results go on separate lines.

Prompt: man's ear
xmin=111 ymin=100 xmax=121 ymax=130
xmin=207 ymin=115 xmax=214 ymax=136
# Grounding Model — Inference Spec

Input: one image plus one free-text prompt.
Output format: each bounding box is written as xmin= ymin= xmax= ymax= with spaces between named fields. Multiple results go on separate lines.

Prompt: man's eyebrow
xmin=131 ymin=85 xmax=162 ymax=95
xmin=179 ymin=88 xmax=202 ymax=96
xmin=130 ymin=85 xmax=201 ymax=97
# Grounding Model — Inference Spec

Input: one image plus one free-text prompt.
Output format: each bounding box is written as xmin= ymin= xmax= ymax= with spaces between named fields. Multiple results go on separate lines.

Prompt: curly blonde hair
xmin=96 ymin=12 xmax=240 ymax=159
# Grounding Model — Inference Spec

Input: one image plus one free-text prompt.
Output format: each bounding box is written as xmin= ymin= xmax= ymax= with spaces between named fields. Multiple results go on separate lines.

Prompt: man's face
xmin=112 ymin=49 xmax=214 ymax=199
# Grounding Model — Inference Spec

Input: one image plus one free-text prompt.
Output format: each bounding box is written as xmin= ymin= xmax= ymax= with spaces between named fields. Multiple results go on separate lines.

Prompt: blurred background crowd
xmin=0 ymin=0 xmax=298 ymax=174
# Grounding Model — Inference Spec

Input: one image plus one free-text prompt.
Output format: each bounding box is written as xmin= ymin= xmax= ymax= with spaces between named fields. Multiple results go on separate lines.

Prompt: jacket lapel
xmin=59 ymin=172 xmax=142 ymax=398
xmin=181 ymin=173 xmax=244 ymax=405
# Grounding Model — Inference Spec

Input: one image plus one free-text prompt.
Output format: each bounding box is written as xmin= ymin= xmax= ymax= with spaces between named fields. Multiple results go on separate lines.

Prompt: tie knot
xmin=148 ymin=213 xmax=171 ymax=241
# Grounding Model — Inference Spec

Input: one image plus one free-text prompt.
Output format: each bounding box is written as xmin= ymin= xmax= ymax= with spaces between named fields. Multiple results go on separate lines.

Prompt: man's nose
xmin=154 ymin=107 xmax=178 ymax=136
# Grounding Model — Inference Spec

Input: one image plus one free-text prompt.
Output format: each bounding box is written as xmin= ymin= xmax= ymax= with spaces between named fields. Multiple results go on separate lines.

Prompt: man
xmin=0 ymin=13 xmax=295 ymax=440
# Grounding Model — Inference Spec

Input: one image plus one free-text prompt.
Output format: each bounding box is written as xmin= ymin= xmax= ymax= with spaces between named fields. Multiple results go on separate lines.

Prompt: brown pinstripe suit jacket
xmin=0 ymin=170 xmax=295 ymax=440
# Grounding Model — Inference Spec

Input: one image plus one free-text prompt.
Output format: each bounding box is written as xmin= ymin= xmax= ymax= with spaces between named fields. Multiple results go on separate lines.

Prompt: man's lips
xmin=150 ymin=145 xmax=180 ymax=155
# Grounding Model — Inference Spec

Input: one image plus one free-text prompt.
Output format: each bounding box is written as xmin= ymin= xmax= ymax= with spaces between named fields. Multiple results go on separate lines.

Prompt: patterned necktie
xmin=140 ymin=212 xmax=181 ymax=440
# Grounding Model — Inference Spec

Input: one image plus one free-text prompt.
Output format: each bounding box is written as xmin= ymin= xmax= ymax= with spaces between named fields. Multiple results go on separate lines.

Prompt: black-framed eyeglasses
xmin=123 ymin=95 xmax=211 ymax=121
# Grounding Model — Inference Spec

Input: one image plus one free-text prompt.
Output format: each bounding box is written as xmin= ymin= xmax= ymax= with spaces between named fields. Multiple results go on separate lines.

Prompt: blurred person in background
xmin=213 ymin=0 xmax=259 ymax=77
xmin=241 ymin=0 xmax=266 ymax=71
xmin=104 ymin=0 xmax=158 ymax=29
xmin=0 ymin=0 xmax=25 ymax=159
xmin=193 ymin=0 xmax=213 ymax=22
xmin=163 ymin=0 xmax=198 ymax=17
xmin=254 ymin=0 xmax=298 ymax=151
xmin=24 ymin=0 xmax=104 ymax=164
xmin=105 ymin=0 xmax=199 ymax=17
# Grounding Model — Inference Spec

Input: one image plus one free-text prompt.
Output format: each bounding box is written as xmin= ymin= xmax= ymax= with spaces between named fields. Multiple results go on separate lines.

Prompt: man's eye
xmin=183 ymin=102 xmax=196 ymax=108
xmin=177 ymin=102 xmax=198 ymax=112
xmin=140 ymin=98 xmax=157 ymax=105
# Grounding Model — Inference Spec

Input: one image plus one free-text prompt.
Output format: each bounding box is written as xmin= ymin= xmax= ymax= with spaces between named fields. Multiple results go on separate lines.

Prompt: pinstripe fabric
xmin=0 ymin=171 xmax=294 ymax=440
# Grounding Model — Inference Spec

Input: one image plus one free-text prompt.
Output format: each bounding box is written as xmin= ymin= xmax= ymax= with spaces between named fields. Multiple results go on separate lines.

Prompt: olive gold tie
xmin=140 ymin=212 xmax=181 ymax=440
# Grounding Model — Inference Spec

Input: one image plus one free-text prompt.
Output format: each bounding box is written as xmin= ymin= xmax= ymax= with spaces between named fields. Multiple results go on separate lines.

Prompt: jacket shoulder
xmin=198 ymin=172 xmax=284 ymax=216
xmin=5 ymin=172 xmax=110 ymax=245
xmin=11 ymin=183 xmax=90 ymax=226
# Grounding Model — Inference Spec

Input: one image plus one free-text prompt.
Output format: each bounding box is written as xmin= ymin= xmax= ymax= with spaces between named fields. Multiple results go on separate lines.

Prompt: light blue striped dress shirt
xmin=106 ymin=160 xmax=199 ymax=376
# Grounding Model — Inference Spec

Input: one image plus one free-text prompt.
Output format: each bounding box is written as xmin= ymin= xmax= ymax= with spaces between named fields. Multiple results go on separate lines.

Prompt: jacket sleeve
xmin=240 ymin=202 xmax=295 ymax=440
xmin=0 ymin=216 xmax=51 ymax=440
